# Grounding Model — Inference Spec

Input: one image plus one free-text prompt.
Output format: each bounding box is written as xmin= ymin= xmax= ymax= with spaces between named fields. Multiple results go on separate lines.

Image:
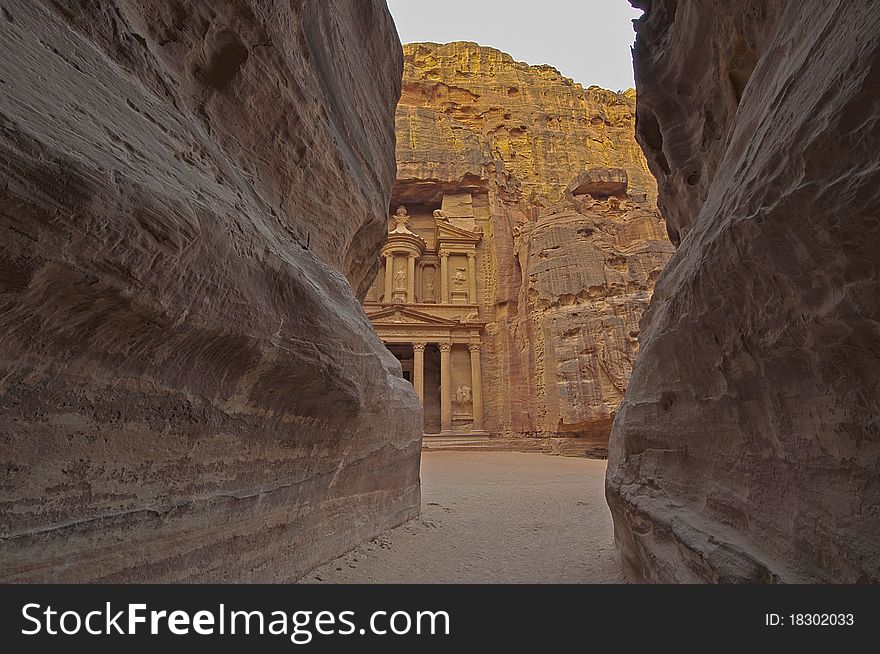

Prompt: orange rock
xmin=367 ymin=42 xmax=673 ymax=454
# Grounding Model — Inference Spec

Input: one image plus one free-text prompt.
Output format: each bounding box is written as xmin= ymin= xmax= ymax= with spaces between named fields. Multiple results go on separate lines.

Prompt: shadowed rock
xmin=567 ymin=168 xmax=629 ymax=199
xmin=0 ymin=0 xmax=421 ymax=582
xmin=607 ymin=0 xmax=880 ymax=583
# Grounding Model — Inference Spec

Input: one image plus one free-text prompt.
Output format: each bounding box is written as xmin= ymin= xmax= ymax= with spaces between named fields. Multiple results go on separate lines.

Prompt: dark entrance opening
xmin=423 ymin=344 xmax=441 ymax=434
xmin=386 ymin=344 xmax=413 ymax=385
xmin=384 ymin=342 xmax=441 ymax=434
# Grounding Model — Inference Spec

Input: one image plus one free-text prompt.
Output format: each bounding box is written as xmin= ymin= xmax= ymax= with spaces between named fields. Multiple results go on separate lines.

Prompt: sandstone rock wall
xmin=393 ymin=42 xmax=672 ymax=447
xmin=398 ymin=42 xmax=656 ymax=205
xmin=0 ymin=0 xmax=420 ymax=582
xmin=628 ymin=0 xmax=786 ymax=245
xmin=506 ymin=193 xmax=671 ymax=450
xmin=607 ymin=0 xmax=880 ymax=582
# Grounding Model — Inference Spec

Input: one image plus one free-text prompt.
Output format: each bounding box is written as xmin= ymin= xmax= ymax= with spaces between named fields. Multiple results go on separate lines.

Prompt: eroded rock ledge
xmin=607 ymin=0 xmax=880 ymax=582
xmin=0 ymin=0 xmax=421 ymax=581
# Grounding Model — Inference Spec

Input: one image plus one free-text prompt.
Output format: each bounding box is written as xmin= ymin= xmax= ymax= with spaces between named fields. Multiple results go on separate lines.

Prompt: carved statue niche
xmin=455 ymin=385 xmax=472 ymax=407
xmin=422 ymin=266 xmax=436 ymax=301
xmin=452 ymin=267 xmax=467 ymax=290
xmin=394 ymin=268 xmax=407 ymax=291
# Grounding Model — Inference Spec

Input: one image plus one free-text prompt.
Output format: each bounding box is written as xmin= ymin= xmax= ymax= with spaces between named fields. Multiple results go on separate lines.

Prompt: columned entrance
xmin=383 ymin=340 xmax=484 ymax=435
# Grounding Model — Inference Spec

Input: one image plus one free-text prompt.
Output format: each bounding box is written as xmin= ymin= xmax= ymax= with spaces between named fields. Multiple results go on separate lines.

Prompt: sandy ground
xmin=305 ymin=451 xmax=622 ymax=583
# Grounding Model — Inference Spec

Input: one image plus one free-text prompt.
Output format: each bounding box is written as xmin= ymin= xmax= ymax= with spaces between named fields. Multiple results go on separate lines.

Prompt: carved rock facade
xmin=0 ymin=0 xmax=420 ymax=582
xmin=607 ymin=0 xmax=880 ymax=582
xmin=367 ymin=42 xmax=672 ymax=454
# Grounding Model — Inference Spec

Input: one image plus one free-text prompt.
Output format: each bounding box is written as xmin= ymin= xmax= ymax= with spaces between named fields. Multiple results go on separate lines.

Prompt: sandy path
xmin=306 ymin=451 xmax=622 ymax=583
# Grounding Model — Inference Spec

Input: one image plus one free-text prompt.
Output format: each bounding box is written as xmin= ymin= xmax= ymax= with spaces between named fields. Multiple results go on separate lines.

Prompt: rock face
xmin=508 ymin=184 xmax=672 ymax=451
xmin=375 ymin=42 xmax=672 ymax=451
xmin=0 ymin=0 xmax=420 ymax=582
xmin=397 ymin=42 xmax=657 ymax=205
xmin=607 ymin=0 xmax=880 ymax=582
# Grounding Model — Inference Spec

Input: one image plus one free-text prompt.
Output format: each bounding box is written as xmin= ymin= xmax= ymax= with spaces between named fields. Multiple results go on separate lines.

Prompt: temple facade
xmin=364 ymin=168 xmax=670 ymax=448
xmin=364 ymin=194 xmax=487 ymax=434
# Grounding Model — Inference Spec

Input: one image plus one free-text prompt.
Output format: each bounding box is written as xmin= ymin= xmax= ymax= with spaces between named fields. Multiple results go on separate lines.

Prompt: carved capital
xmin=467 ymin=251 xmax=477 ymax=259
xmin=439 ymin=251 xmax=450 ymax=259
xmin=412 ymin=343 xmax=426 ymax=352
xmin=467 ymin=343 xmax=481 ymax=353
xmin=438 ymin=343 xmax=452 ymax=353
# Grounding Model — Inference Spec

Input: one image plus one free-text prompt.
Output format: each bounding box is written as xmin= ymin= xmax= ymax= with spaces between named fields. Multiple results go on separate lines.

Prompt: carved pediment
xmin=367 ymin=306 xmax=461 ymax=327
xmin=436 ymin=221 xmax=483 ymax=244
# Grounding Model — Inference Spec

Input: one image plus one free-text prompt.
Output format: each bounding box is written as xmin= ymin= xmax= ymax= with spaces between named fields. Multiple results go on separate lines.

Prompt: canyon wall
xmin=389 ymin=42 xmax=671 ymax=449
xmin=509 ymin=180 xmax=671 ymax=451
xmin=607 ymin=0 xmax=880 ymax=582
xmin=0 ymin=0 xmax=420 ymax=582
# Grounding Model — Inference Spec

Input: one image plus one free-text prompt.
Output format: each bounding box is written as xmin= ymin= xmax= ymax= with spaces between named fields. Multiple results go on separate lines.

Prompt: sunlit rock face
xmin=0 ymin=0 xmax=421 ymax=582
xmin=382 ymin=42 xmax=672 ymax=452
xmin=397 ymin=41 xmax=657 ymax=205
xmin=607 ymin=0 xmax=880 ymax=582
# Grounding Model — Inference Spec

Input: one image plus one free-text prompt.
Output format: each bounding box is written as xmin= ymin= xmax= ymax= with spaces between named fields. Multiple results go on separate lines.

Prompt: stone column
xmin=383 ymin=253 xmax=394 ymax=303
xmin=439 ymin=342 xmax=452 ymax=433
xmin=439 ymin=251 xmax=450 ymax=304
xmin=412 ymin=343 xmax=425 ymax=405
xmin=468 ymin=343 xmax=484 ymax=432
xmin=406 ymin=254 xmax=416 ymax=304
xmin=467 ymin=251 xmax=478 ymax=304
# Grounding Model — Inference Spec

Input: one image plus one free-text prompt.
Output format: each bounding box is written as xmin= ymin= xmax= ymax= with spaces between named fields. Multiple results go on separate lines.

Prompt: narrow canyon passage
xmin=306 ymin=452 xmax=620 ymax=584
xmin=4 ymin=0 xmax=877 ymax=587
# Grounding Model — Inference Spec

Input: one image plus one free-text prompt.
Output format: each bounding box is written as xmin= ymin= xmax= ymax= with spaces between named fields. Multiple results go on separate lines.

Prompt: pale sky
xmin=386 ymin=0 xmax=643 ymax=91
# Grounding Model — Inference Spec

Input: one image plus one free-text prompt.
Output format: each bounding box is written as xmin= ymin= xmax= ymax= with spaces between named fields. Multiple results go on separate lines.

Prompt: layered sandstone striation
xmin=389 ymin=42 xmax=671 ymax=449
xmin=0 ymin=0 xmax=420 ymax=582
xmin=607 ymin=0 xmax=880 ymax=582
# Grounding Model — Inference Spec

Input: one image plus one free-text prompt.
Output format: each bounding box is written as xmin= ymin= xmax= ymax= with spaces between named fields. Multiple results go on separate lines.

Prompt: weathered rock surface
xmin=390 ymin=41 xmax=672 ymax=449
xmin=567 ymin=168 xmax=629 ymax=199
xmin=0 ymin=0 xmax=420 ymax=582
xmin=505 ymin=184 xmax=671 ymax=451
xmin=397 ymin=42 xmax=656 ymax=205
xmin=607 ymin=0 xmax=880 ymax=582
xmin=628 ymin=0 xmax=785 ymax=246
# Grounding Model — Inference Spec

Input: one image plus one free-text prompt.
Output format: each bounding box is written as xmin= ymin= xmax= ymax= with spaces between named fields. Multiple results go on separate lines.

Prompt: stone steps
xmin=421 ymin=435 xmax=608 ymax=459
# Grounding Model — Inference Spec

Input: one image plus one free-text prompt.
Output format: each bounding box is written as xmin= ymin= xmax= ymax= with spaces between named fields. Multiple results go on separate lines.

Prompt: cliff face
xmin=0 ymin=0 xmax=420 ymax=582
xmin=508 ymin=185 xmax=671 ymax=449
xmin=397 ymin=42 xmax=656 ymax=205
xmin=607 ymin=0 xmax=880 ymax=582
xmin=391 ymin=42 xmax=671 ymax=448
